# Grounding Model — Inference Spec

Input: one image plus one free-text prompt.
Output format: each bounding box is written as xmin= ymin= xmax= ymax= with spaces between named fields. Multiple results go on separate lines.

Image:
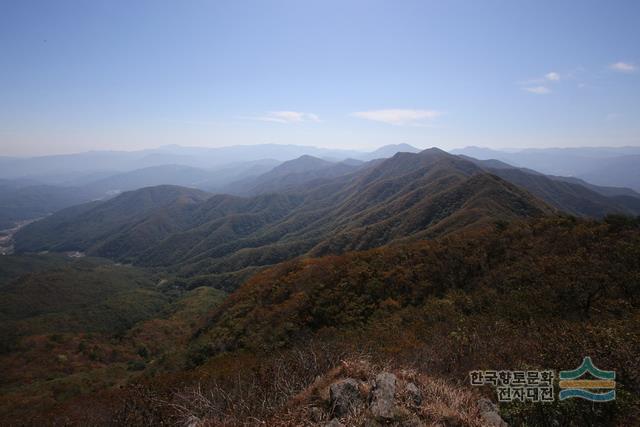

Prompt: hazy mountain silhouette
xmin=461 ymin=156 xmax=640 ymax=217
xmin=452 ymin=146 xmax=640 ymax=190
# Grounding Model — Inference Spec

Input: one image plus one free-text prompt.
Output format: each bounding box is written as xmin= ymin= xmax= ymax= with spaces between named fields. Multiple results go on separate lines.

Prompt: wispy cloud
xmin=248 ymin=111 xmax=321 ymax=124
xmin=545 ymin=72 xmax=560 ymax=81
xmin=520 ymin=71 xmax=561 ymax=85
xmin=609 ymin=62 xmax=636 ymax=73
xmin=351 ymin=109 xmax=442 ymax=126
xmin=523 ymin=86 xmax=551 ymax=95
xmin=519 ymin=71 xmax=561 ymax=94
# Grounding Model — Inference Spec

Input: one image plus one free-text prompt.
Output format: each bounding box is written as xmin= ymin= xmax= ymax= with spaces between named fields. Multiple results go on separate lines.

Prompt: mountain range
xmin=0 ymin=144 xmax=414 ymax=180
xmin=4 ymin=144 xmax=640 ymax=233
xmin=15 ymin=147 xmax=640 ymax=291
xmin=0 ymin=145 xmax=416 ymax=230
xmin=3 ymin=145 xmax=640 ymax=425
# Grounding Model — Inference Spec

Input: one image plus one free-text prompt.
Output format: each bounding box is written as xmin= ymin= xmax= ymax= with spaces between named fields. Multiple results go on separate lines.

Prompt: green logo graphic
xmin=559 ymin=357 xmax=616 ymax=402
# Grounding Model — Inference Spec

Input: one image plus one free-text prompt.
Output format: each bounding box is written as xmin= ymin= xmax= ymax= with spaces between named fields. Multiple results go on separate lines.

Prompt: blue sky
xmin=1 ymin=0 xmax=639 ymax=156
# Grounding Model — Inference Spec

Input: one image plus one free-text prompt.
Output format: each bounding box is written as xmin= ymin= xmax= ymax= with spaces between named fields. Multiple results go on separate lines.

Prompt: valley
xmin=0 ymin=219 xmax=40 ymax=255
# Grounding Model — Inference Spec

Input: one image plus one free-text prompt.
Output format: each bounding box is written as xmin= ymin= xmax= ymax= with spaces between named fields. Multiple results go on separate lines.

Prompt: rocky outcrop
xmin=370 ymin=372 xmax=397 ymax=420
xmin=280 ymin=360 xmax=500 ymax=426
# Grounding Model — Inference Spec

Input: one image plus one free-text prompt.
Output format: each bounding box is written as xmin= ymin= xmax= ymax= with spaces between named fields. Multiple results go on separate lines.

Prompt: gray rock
xmin=405 ymin=382 xmax=422 ymax=406
xmin=477 ymin=398 xmax=508 ymax=427
xmin=370 ymin=372 xmax=397 ymax=420
xmin=330 ymin=378 xmax=362 ymax=417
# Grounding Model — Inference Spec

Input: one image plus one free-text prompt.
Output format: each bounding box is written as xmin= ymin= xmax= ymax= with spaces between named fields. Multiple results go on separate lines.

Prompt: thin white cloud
xmin=251 ymin=111 xmax=321 ymax=124
xmin=351 ymin=109 xmax=442 ymax=126
xmin=519 ymin=71 xmax=561 ymax=85
xmin=518 ymin=71 xmax=561 ymax=95
xmin=545 ymin=72 xmax=561 ymax=81
xmin=523 ymin=86 xmax=551 ymax=95
xmin=609 ymin=62 xmax=636 ymax=73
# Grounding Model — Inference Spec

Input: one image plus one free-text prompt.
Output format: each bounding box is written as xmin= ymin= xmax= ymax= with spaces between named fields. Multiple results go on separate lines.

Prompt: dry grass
xmin=164 ymin=352 xmax=490 ymax=427
xmin=416 ymin=375 xmax=484 ymax=426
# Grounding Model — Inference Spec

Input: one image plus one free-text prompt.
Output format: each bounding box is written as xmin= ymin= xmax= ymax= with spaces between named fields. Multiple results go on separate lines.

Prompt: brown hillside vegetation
xmin=22 ymin=215 xmax=637 ymax=426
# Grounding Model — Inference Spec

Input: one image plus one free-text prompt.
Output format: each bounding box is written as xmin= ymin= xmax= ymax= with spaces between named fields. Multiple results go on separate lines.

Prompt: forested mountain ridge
xmin=14 ymin=147 xmax=639 ymax=293
xmin=192 ymin=216 xmax=640 ymax=359
xmin=14 ymin=149 xmax=554 ymax=289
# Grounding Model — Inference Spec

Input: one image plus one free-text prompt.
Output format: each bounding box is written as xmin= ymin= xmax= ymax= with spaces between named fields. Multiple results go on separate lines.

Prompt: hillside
xmin=15 ymin=150 xmax=554 ymax=289
xmin=14 ymin=185 xmax=210 ymax=258
xmin=0 ymin=257 xmax=165 ymax=340
xmin=178 ymin=216 xmax=640 ymax=426
xmin=0 ymin=184 xmax=104 ymax=229
xmin=0 ymin=253 xmax=226 ymax=422
xmin=13 ymin=216 xmax=638 ymax=426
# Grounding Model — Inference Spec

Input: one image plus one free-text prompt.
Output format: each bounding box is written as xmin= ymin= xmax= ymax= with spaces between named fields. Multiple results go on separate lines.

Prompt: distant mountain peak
xmin=379 ymin=143 xmax=419 ymax=151
xmin=370 ymin=143 xmax=420 ymax=155
xmin=358 ymin=144 xmax=421 ymax=161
